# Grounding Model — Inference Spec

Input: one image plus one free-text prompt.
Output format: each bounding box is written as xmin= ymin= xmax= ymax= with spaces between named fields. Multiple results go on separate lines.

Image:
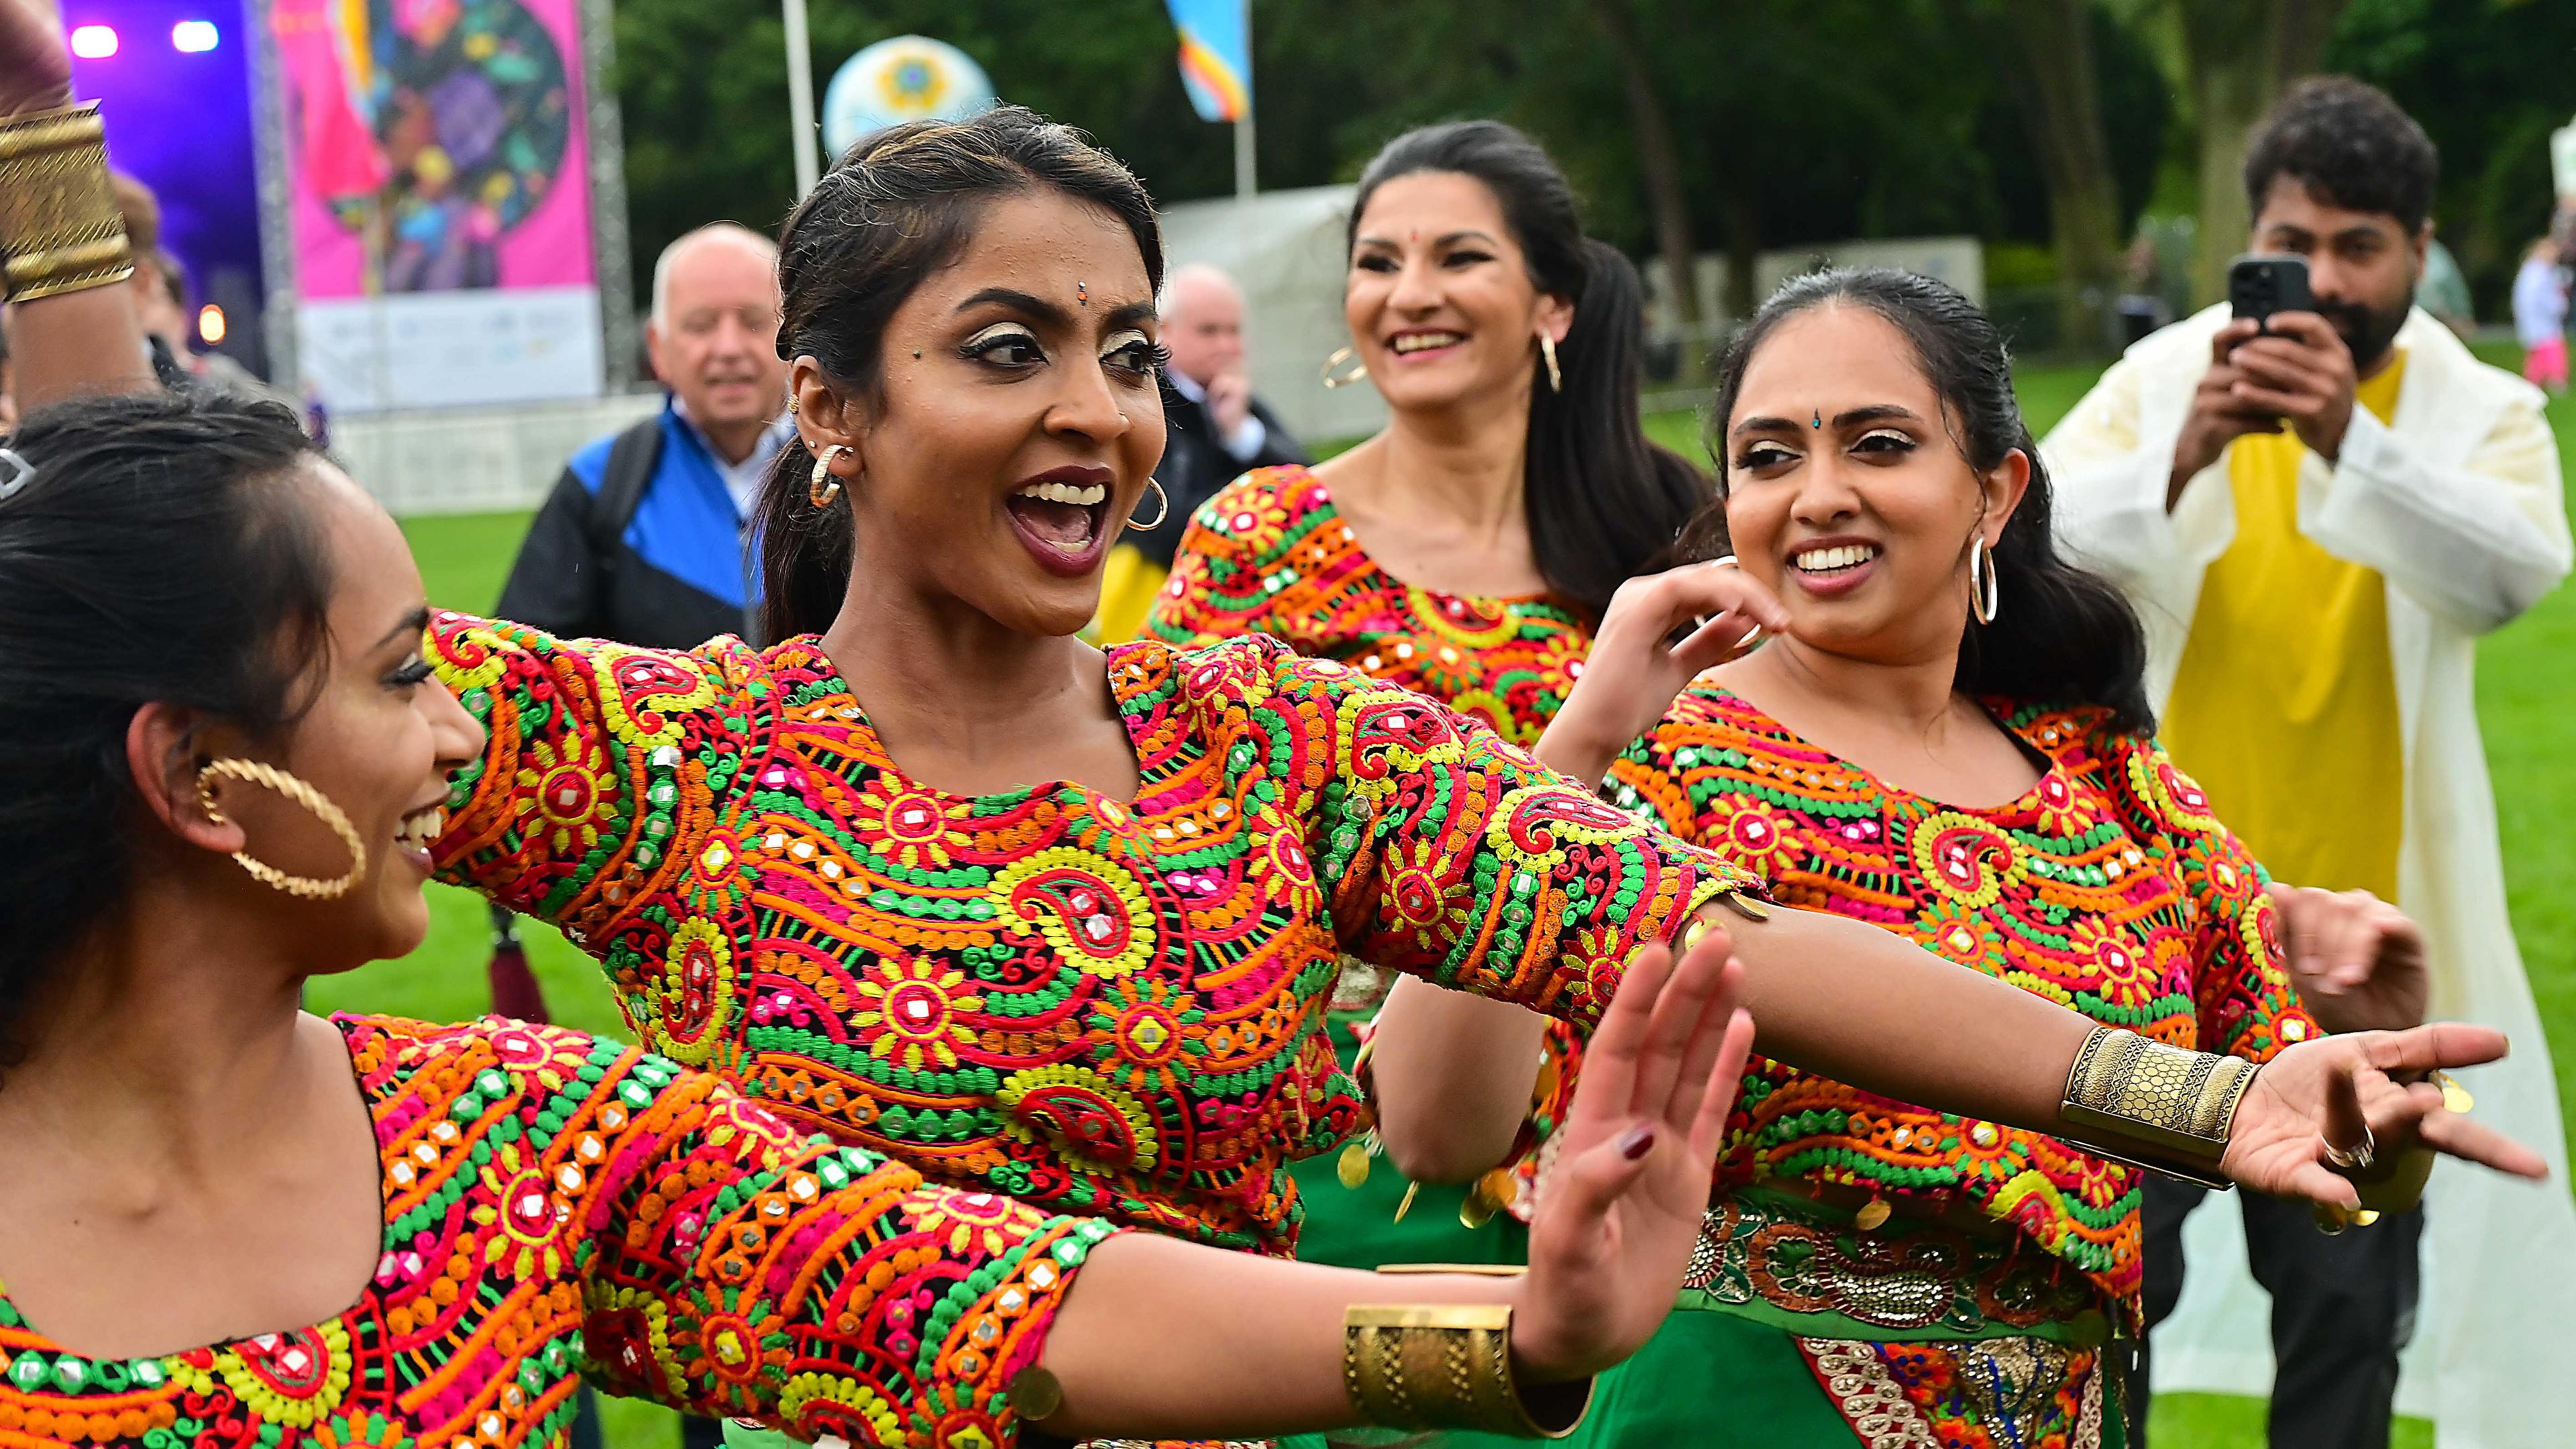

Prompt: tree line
xmin=608 ymin=0 xmax=2573 ymax=354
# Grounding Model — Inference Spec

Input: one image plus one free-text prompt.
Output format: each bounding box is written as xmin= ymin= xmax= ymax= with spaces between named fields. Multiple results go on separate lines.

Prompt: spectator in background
xmin=2047 ymin=75 xmax=2576 ymax=1449
xmin=494 ymin=221 xmax=792 ymax=646
xmin=146 ymin=248 xmax=296 ymax=405
xmin=1092 ymin=262 xmax=1306 ymax=640
xmin=2513 ymin=235 xmax=2568 ymax=393
xmin=486 ymin=221 xmax=793 ymax=1449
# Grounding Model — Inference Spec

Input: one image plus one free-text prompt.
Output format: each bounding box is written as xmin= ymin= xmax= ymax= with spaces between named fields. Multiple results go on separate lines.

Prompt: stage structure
xmin=249 ymin=0 xmax=635 ymax=413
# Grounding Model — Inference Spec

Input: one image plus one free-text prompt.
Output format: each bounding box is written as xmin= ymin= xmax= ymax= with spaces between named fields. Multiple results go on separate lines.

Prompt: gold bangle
xmin=1342 ymin=1303 xmax=1591 ymax=1440
xmin=0 ymin=102 xmax=136 ymax=303
xmin=2059 ymin=1026 xmax=2258 ymax=1189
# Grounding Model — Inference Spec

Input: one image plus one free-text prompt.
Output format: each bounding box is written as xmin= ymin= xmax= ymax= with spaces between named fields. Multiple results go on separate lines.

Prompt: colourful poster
xmin=271 ymin=0 xmax=603 ymax=409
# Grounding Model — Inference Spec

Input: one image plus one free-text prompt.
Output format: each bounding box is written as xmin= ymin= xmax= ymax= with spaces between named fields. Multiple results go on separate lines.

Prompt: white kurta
xmin=2043 ymin=304 xmax=2576 ymax=1448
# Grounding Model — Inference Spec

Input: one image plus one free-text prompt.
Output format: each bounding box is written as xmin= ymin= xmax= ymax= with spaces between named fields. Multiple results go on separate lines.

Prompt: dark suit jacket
xmin=1134 ymin=376 xmax=1309 ymax=567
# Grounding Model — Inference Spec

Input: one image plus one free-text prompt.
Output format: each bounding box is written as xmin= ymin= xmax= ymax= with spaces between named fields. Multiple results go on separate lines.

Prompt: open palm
xmin=2220 ymin=1024 xmax=2546 ymax=1208
xmin=1512 ymin=928 xmax=1755 ymax=1381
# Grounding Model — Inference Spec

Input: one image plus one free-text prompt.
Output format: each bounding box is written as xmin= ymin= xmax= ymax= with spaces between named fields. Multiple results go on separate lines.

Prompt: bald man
xmin=1096 ymin=263 xmax=1307 ymax=639
xmin=496 ymin=223 xmax=793 ymax=648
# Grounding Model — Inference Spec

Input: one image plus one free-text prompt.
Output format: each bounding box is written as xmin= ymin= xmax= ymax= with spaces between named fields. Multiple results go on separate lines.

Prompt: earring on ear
xmin=197 ymin=759 xmax=370 ymax=900
xmin=810 ymin=444 xmax=853 ymax=508
xmin=1538 ymin=333 xmax=1562 ymax=393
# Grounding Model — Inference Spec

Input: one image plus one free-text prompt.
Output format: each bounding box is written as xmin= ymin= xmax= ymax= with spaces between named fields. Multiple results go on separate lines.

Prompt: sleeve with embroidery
xmin=425 ymin=611 xmax=740 ymax=950
xmin=1234 ymin=645 xmax=1765 ymax=1024
xmin=392 ymin=1018 xmax=1116 ymax=1446
xmin=2110 ymin=734 xmax=2320 ymax=1060
xmin=1141 ymin=468 xmax=1299 ymax=649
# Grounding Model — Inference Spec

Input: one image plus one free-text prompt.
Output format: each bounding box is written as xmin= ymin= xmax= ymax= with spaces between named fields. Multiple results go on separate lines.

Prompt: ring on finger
xmin=2320 ymin=1122 xmax=2377 ymax=1175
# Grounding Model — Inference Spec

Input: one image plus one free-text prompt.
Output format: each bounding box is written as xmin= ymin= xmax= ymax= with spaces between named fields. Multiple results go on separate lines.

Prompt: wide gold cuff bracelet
xmin=1343 ymin=1302 xmax=1591 ymax=1440
xmin=2059 ymin=1026 xmax=2259 ymax=1191
xmin=0 ymin=103 xmax=135 ymax=303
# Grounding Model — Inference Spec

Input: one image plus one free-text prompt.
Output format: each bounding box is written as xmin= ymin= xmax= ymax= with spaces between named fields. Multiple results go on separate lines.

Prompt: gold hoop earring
xmin=1125 ymin=478 xmax=1171 ymax=533
xmin=1538 ymin=333 xmax=1562 ymax=393
xmin=1968 ymin=535 xmax=2001 ymax=625
xmin=197 ymin=759 xmax=369 ymax=900
xmin=1320 ymin=346 xmax=1370 ymax=390
xmin=810 ymin=444 xmax=850 ymax=508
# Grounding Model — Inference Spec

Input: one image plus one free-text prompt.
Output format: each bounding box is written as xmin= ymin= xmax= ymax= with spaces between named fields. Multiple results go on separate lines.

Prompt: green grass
xmin=356 ymin=356 xmax=2573 ymax=1447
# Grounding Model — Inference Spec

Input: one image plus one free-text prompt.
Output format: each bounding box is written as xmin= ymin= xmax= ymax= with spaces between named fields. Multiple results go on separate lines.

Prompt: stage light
xmin=172 ymin=21 xmax=219 ymax=54
xmin=69 ymin=25 xmax=118 ymax=59
xmin=197 ymin=305 xmax=227 ymax=347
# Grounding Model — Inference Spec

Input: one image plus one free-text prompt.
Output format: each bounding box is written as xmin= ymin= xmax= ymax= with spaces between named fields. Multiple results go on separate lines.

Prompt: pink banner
xmin=272 ymin=0 xmax=594 ymax=301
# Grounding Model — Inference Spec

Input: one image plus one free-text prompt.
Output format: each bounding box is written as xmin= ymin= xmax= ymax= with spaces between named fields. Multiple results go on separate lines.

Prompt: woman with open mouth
xmin=1366 ymin=269 xmax=2478 ymax=1448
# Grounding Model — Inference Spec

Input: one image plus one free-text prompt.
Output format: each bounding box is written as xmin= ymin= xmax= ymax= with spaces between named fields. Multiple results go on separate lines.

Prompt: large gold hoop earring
xmin=810 ymin=444 xmax=851 ymax=508
xmin=1125 ymin=477 xmax=1171 ymax=533
xmin=1538 ymin=333 xmax=1562 ymax=393
xmin=1968 ymin=535 xmax=2001 ymax=625
xmin=1320 ymin=347 xmax=1370 ymax=390
xmin=197 ymin=759 xmax=369 ymax=900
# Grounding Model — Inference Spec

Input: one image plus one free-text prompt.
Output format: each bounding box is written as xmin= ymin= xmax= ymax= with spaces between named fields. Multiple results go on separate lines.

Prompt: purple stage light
xmin=69 ymin=24 xmax=118 ymax=59
xmin=172 ymin=21 xmax=219 ymax=54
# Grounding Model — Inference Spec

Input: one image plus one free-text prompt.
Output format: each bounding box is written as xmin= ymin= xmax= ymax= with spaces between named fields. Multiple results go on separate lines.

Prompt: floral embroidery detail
xmin=1148 ymin=466 xmax=1590 ymax=748
xmin=0 ymin=1018 xmax=1110 ymax=1449
xmin=855 ymin=955 xmax=988 ymax=1071
xmin=430 ymin=614 xmax=1754 ymax=1263
xmin=1608 ymin=690 xmax=2316 ymax=1318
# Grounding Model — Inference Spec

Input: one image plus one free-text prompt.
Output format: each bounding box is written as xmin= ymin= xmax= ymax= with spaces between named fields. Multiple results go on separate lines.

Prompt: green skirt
xmin=1564 ymin=1189 xmax=2130 ymax=1449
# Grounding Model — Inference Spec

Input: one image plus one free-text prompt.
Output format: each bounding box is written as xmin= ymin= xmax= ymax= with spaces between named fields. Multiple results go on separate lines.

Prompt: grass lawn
xmin=350 ymin=356 xmax=2571 ymax=1449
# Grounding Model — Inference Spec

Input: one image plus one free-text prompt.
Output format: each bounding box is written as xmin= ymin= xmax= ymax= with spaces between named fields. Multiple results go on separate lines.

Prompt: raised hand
xmin=2220 ymin=1022 xmax=2546 ymax=1211
xmin=1537 ymin=559 xmax=1790 ymax=786
xmin=2267 ymin=881 xmax=2427 ymax=1034
xmin=1511 ymin=925 xmax=1756 ymax=1381
xmin=0 ymin=0 xmax=74 ymax=118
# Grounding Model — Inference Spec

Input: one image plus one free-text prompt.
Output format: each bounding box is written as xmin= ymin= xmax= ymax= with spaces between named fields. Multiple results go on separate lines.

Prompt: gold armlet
xmin=1343 ymin=1302 xmax=1591 ymax=1440
xmin=0 ymin=103 xmax=135 ymax=303
xmin=2059 ymin=1026 xmax=2258 ymax=1191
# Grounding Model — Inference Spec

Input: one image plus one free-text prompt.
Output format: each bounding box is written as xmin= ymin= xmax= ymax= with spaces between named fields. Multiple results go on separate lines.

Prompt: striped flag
xmin=1164 ymin=0 xmax=1251 ymax=123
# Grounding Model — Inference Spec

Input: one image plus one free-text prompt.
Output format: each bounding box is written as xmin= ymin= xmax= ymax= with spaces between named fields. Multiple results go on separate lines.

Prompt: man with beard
xmin=2047 ymin=76 xmax=2576 ymax=1449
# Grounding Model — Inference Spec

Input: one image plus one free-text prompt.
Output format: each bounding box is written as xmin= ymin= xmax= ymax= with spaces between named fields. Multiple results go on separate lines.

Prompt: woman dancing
xmin=1369 ymin=270 xmax=2467 ymax=1447
xmin=1144 ymin=121 xmax=1773 ymax=1255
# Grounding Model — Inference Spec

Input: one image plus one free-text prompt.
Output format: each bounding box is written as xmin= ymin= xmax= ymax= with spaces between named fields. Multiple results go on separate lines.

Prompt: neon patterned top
xmin=1609 ymin=686 xmax=2318 ymax=1309
xmin=426 ymin=615 xmax=1756 ymax=1259
xmin=1144 ymin=466 xmax=1593 ymax=748
xmin=0 ymin=1016 xmax=1108 ymax=1449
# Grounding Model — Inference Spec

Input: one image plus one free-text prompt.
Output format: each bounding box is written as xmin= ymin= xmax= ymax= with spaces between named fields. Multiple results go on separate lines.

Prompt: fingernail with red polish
xmin=1619 ymin=1125 xmax=1657 ymax=1161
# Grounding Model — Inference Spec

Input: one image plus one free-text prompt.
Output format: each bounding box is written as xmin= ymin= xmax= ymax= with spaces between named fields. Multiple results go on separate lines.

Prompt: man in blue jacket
xmin=497 ymin=222 xmax=794 ymax=646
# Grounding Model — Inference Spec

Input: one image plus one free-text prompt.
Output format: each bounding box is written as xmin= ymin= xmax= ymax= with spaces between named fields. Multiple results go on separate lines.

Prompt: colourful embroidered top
xmin=0 ymin=1016 xmax=1107 ymax=1449
xmin=1145 ymin=466 xmax=1593 ymax=748
xmin=427 ymin=616 xmax=1756 ymax=1260
xmin=1607 ymin=686 xmax=2318 ymax=1309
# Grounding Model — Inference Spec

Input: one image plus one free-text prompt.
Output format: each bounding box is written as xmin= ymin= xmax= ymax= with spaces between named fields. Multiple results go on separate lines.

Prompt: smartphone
xmin=2229 ymin=254 xmax=2316 ymax=333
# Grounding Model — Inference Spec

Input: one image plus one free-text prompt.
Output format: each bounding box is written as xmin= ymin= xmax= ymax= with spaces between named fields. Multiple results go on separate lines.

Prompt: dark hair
xmin=1348 ymin=121 xmax=1711 ymax=616
xmin=0 ymin=390 xmax=334 ymax=1062
xmin=756 ymin=105 xmax=1163 ymax=641
xmin=2243 ymin=76 xmax=2438 ymax=234
xmin=1690 ymin=268 xmax=2153 ymax=733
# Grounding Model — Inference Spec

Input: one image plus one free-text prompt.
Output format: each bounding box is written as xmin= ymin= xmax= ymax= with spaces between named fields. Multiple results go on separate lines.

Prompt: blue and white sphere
xmin=822 ymin=36 xmax=997 ymax=160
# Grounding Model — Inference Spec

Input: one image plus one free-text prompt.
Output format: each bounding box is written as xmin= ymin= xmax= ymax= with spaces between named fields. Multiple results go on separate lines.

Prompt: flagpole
xmin=783 ymin=0 xmax=820 ymax=195
xmin=1230 ymin=0 xmax=1254 ymax=197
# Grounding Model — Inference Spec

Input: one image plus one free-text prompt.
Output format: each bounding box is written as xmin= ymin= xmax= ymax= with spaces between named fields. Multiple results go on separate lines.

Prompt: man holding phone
xmin=2046 ymin=77 xmax=2575 ymax=1448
